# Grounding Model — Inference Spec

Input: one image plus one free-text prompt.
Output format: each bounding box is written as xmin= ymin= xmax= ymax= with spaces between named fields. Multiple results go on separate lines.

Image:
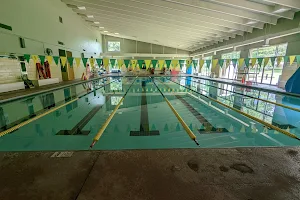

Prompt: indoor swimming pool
xmin=0 ymin=76 xmax=300 ymax=151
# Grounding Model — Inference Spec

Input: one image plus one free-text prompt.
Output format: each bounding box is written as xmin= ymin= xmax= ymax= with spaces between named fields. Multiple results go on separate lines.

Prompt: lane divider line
xmin=90 ymin=77 xmax=138 ymax=148
xmin=169 ymin=78 xmax=300 ymax=141
xmin=150 ymin=77 xmax=199 ymax=146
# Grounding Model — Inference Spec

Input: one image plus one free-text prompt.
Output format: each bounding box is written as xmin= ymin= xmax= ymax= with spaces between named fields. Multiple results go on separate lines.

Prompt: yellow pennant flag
xmin=186 ymin=59 xmax=192 ymax=67
xmin=158 ymin=60 xmax=165 ymax=69
xmin=32 ymin=55 xmax=39 ymax=64
xmin=277 ymin=56 xmax=283 ymax=66
xmin=238 ymin=58 xmax=244 ymax=69
xmin=46 ymin=56 xmax=53 ymax=65
xmin=199 ymin=60 xmax=205 ymax=71
xmin=117 ymin=59 xmax=124 ymax=69
xmin=145 ymin=60 xmax=151 ymax=69
xmin=60 ymin=56 xmax=67 ymax=67
xmin=172 ymin=60 xmax=179 ymax=69
xmin=264 ymin=57 xmax=270 ymax=67
xmin=289 ymin=55 xmax=296 ymax=64
xmin=226 ymin=59 xmax=231 ymax=69
xmin=103 ymin=58 xmax=109 ymax=67
xmin=251 ymin=58 xmax=257 ymax=67
xmin=212 ymin=59 xmax=218 ymax=69
xmin=75 ymin=57 xmax=81 ymax=67
xmin=89 ymin=58 xmax=95 ymax=68
xmin=131 ymin=59 xmax=137 ymax=69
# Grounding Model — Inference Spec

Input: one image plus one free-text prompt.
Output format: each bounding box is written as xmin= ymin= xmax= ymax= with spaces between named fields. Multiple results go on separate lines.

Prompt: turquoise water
xmin=0 ymin=76 xmax=299 ymax=151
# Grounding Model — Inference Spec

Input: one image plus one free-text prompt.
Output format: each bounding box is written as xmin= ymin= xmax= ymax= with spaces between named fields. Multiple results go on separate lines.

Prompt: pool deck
xmin=1 ymin=147 xmax=299 ymax=200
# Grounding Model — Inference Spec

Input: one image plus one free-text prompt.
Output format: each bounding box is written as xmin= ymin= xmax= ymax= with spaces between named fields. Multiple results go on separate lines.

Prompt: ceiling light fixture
xmin=114 ymin=33 xmax=119 ymax=35
xmin=94 ymin=22 xmax=99 ymax=24
xmin=99 ymin=27 xmax=104 ymax=29
xmin=78 ymin=6 xmax=86 ymax=10
xmin=103 ymin=31 xmax=108 ymax=33
xmin=87 ymin=15 xmax=94 ymax=18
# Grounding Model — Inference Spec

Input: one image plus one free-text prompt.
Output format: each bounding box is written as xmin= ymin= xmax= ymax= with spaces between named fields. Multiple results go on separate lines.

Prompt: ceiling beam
xmin=162 ymin=0 xmax=278 ymax=24
xmin=263 ymin=0 xmax=300 ymax=9
xmin=210 ymin=0 xmax=295 ymax=19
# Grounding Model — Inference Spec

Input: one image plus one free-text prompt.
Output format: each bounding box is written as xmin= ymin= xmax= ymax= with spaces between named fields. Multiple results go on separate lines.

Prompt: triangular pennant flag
xmin=131 ymin=59 xmax=137 ymax=69
xmin=165 ymin=60 xmax=172 ymax=69
xmin=179 ymin=60 xmax=185 ymax=69
xmin=67 ymin=57 xmax=74 ymax=66
xmin=186 ymin=60 xmax=192 ymax=69
xmin=225 ymin=59 xmax=231 ymax=68
xmin=75 ymin=58 xmax=81 ymax=67
xmin=24 ymin=54 xmax=31 ymax=63
xmin=251 ymin=58 xmax=257 ymax=67
xmin=117 ymin=59 xmax=123 ymax=69
xmin=32 ymin=55 xmax=39 ymax=64
xmin=212 ymin=59 xmax=218 ymax=69
xmin=82 ymin=58 xmax=88 ymax=67
xmin=164 ymin=124 xmax=169 ymax=131
xmin=110 ymin=59 xmax=116 ymax=68
xmin=124 ymin=60 xmax=130 ymax=68
xmin=257 ymin=58 xmax=264 ymax=67
xmin=199 ymin=60 xmax=205 ymax=70
xmin=103 ymin=58 xmax=109 ymax=68
xmin=53 ymin=56 xmax=59 ymax=65
xmin=89 ymin=58 xmax=95 ymax=67
xmin=172 ymin=60 xmax=179 ymax=69
xmin=238 ymin=58 xmax=244 ymax=69
xmin=284 ymin=56 xmax=289 ymax=64
xmin=297 ymin=55 xmax=300 ymax=66
xmin=137 ymin=60 xmax=144 ymax=69
xmin=158 ymin=60 xmax=164 ymax=69
xmin=176 ymin=123 xmax=180 ymax=131
xmin=189 ymin=123 xmax=193 ymax=131
xmin=218 ymin=59 xmax=224 ymax=68
xmin=151 ymin=124 xmax=156 ymax=131
xmin=145 ymin=60 xmax=151 ymax=69
xmin=192 ymin=60 xmax=198 ymax=69
xmin=231 ymin=59 xmax=237 ymax=68
xmin=39 ymin=55 xmax=45 ymax=65
xmin=240 ymin=126 xmax=246 ymax=133
xmin=277 ymin=56 xmax=283 ymax=65
xmin=270 ymin=57 xmax=276 ymax=66
xmin=289 ymin=55 xmax=296 ymax=64
xmin=96 ymin=58 xmax=103 ymax=67
xmin=263 ymin=57 xmax=270 ymax=67
xmin=244 ymin=58 xmax=250 ymax=68
xmin=205 ymin=60 xmax=211 ymax=68
xmin=151 ymin=60 xmax=158 ymax=68
xmin=46 ymin=56 xmax=53 ymax=65
xmin=60 ymin=56 xmax=67 ymax=67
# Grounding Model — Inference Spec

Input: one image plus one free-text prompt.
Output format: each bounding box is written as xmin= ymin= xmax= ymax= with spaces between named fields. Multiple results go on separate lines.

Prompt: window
xmin=108 ymin=41 xmax=121 ymax=52
xmin=221 ymin=51 xmax=241 ymax=59
xmin=249 ymin=43 xmax=287 ymax=58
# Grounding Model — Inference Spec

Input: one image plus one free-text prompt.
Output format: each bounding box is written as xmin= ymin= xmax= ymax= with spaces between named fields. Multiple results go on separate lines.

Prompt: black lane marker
xmin=130 ymin=80 xmax=159 ymax=136
xmin=57 ymin=95 xmax=111 ymax=135
xmin=175 ymin=95 xmax=228 ymax=134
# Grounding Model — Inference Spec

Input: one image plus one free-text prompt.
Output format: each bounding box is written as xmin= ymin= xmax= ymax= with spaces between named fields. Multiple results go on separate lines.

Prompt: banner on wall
xmin=75 ymin=58 xmax=81 ymax=67
xmin=124 ymin=59 xmax=130 ymax=68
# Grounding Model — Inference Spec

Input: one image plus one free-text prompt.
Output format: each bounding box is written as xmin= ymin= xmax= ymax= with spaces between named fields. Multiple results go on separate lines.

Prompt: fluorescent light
xmin=94 ymin=22 xmax=99 ymax=24
xmin=114 ymin=33 xmax=119 ymax=35
xmin=99 ymin=27 xmax=104 ymax=29
xmin=103 ymin=31 xmax=108 ymax=33
xmin=87 ymin=15 xmax=94 ymax=18
xmin=246 ymin=20 xmax=257 ymax=25
xmin=273 ymin=5 xmax=291 ymax=14
xmin=78 ymin=6 xmax=86 ymax=10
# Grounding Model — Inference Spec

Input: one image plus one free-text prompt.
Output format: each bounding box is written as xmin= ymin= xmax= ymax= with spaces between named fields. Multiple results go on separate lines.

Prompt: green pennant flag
xmin=270 ymin=57 xmax=276 ymax=66
xmin=110 ymin=59 xmax=116 ymax=68
xmin=232 ymin=59 xmax=237 ymax=67
xmin=257 ymin=58 xmax=264 ymax=67
xmin=297 ymin=55 xmax=300 ymax=66
xmin=137 ymin=60 xmax=144 ymax=69
xmin=205 ymin=60 xmax=211 ymax=68
xmin=176 ymin=123 xmax=180 ymax=131
xmin=53 ymin=56 xmax=59 ymax=65
xmin=179 ymin=60 xmax=185 ymax=69
xmin=164 ymin=124 xmax=169 ymax=131
xmin=82 ymin=58 xmax=88 ymax=67
xmin=24 ymin=54 xmax=31 ymax=63
xmin=165 ymin=60 xmax=172 ymax=69
xmin=67 ymin=57 xmax=74 ymax=67
xmin=192 ymin=60 xmax=198 ymax=69
xmin=284 ymin=56 xmax=289 ymax=64
xmin=96 ymin=58 xmax=103 ymax=67
xmin=218 ymin=59 xmax=224 ymax=68
xmin=124 ymin=59 xmax=130 ymax=68
xmin=151 ymin=60 xmax=158 ymax=68
xmin=244 ymin=58 xmax=250 ymax=68
xmin=38 ymin=55 xmax=45 ymax=65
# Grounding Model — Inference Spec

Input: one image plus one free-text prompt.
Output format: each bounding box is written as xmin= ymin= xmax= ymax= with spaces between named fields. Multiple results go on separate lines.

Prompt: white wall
xmin=0 ymin=0 xmax=102 ymax=57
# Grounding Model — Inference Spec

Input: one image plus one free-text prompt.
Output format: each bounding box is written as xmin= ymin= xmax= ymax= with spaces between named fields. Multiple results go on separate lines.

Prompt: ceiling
xmin=62 ymin=0 xmax=300 ymax=52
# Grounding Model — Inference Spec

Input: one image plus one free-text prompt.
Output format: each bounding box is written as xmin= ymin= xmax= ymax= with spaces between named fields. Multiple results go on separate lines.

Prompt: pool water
xmin=0 ymin=76 xmax=299 ymax=151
